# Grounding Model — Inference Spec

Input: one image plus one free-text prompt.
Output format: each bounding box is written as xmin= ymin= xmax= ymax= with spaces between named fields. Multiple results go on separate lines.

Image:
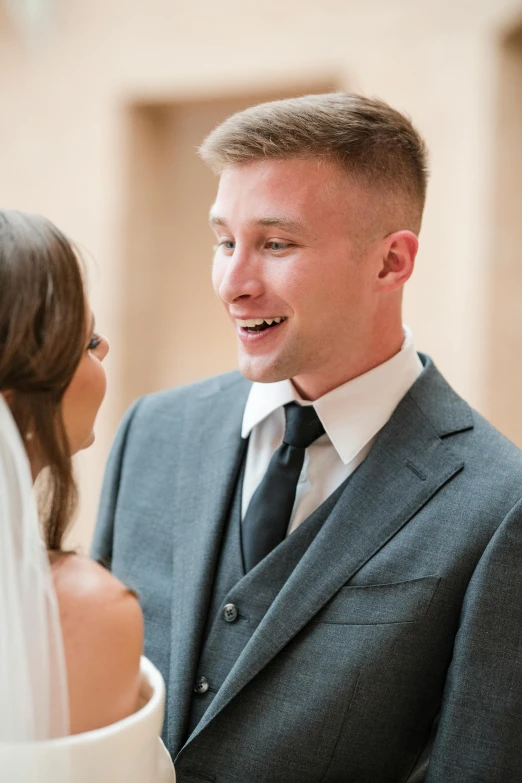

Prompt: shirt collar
xmin=241 ymin=326 xmax=423 ymax=465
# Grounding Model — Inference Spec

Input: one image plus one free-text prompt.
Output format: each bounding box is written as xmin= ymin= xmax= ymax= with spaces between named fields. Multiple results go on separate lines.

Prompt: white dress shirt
xmin=241 ymin=327 xmax=423 ymax=535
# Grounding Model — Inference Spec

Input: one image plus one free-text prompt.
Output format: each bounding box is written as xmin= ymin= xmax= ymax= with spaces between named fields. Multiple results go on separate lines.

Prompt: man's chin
xmin=237 ymin=354 xmax=292 ymax=384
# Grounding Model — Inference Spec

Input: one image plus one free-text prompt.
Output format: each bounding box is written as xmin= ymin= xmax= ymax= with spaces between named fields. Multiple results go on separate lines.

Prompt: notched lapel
xmin=167 ymin=374 xmax=250 ymax=753
xmin=187 ymin=371 xmax=467 ymax=744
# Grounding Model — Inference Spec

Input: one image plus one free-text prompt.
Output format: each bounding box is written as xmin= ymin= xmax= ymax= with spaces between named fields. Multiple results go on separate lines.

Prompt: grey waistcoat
xmin=185 ymin=458 xmax=350 ymax=741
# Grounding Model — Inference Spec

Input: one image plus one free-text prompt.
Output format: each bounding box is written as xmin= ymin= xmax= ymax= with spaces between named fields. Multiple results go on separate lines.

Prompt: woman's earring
xmin=25 ymin=432 xmax=34 ymax=442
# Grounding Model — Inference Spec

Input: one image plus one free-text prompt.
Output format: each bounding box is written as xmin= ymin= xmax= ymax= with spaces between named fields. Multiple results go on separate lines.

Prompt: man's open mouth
xmin=236 ymin=317 xmax=287 ymax=333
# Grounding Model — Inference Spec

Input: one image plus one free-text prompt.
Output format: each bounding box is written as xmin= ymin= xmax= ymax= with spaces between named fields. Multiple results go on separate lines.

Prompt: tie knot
xmin=283 ymin=402 xmax=325 ymax=449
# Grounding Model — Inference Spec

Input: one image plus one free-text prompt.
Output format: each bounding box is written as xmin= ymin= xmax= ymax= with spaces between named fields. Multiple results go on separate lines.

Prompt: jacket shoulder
xmin=130 ymin=370 xmax=249 ymax=425
xmin=467 ymin=406 xmax=522 ymax=471
xmin=413 ymin=356 xmax=522 ymax=473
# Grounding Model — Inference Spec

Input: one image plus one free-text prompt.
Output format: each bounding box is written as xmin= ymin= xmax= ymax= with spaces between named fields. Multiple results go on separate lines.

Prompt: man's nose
xmin=216 ymin=246 xmax=264 ymax=304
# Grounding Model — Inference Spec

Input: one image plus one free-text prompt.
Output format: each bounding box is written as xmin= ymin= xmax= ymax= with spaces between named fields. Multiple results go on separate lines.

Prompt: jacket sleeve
xmin=426 ymin=494 xmax=522 ymax=782
xmin=91 ymin=397 xmax=144 ymax=568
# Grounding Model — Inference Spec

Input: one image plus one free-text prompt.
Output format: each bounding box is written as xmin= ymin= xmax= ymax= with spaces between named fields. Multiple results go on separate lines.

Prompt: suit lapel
xmin=185 ymin=360 xmax=471 ymax=745
xmin=167 ymin=373 xmax=250 ymax=753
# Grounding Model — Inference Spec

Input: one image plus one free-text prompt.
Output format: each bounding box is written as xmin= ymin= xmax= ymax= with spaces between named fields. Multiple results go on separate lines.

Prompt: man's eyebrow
xmin=255 ymin=216 xmax=307 ymax=233
xmin=208 ymin=214 xmax=307 ymax=233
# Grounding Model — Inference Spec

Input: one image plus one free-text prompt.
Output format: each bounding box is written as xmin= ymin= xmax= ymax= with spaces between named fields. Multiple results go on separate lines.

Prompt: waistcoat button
xmin=194 ymin=676 xmax=210 ymax=694
xmin=223 ymin=603 xmax=238 ymax=623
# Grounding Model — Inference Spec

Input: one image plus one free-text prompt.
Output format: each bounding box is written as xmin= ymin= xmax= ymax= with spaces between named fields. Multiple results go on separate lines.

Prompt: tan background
xmin=0 ymin=0 xmax=521 ymax=549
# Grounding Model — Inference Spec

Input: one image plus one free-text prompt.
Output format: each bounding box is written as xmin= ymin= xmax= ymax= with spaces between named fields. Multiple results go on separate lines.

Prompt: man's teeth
xmin=237 ymin=317 xmax=286 ymax=327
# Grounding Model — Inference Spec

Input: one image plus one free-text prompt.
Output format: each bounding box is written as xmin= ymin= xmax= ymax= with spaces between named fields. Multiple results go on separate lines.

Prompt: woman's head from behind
xmin=0 ymin=209 xmax=108 ymax=550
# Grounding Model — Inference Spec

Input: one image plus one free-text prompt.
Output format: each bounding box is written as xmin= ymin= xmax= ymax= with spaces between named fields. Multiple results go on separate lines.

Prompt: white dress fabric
xmin=0 ymin=657 xmax=176 ymax=783
xmin=0 ymin=394 xmax=70 ymax=742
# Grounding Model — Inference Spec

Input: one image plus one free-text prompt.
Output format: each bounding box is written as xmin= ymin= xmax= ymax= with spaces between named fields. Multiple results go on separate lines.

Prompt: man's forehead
xmin=217 ymin=156 xmax=343 ymax=187
xmin=211 ymin=159 xmax=347 ymax=225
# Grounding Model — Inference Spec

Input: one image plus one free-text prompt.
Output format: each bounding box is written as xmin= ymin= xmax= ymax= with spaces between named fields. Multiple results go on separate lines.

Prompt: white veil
xmin=0 ymin=393 xmax=70 ymax=742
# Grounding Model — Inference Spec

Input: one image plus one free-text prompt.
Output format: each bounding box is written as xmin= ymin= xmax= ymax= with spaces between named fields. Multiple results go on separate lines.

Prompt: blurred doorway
xmin=489 ymin=22 xmax=522 ymax=446
xmin=119 ymin=85 xmax=335 ymax=413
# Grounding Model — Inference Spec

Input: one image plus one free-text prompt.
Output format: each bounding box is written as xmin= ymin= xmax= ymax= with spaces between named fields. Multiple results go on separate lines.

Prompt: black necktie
xmin=241 ymin=402 xmax=325 ymax=572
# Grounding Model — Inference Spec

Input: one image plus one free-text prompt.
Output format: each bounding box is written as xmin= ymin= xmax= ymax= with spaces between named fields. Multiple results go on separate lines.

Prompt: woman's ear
xmin=377 ymin=230 xmax=418 ymax=290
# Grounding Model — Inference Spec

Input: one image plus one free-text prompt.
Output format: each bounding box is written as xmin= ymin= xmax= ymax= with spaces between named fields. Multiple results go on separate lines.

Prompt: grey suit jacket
xmin=92 ymin=357 xmax=522 ymax=782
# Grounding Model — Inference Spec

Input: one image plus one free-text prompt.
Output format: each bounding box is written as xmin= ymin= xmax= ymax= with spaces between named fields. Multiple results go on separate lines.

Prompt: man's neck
xmin=291 ymin=326 xmax=406 ymax=401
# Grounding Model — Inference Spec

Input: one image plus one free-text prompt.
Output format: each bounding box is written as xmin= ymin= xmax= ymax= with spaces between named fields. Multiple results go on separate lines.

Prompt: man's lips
xmin=235 ymin=318 xmax=287 ymax=344
xmin=232 ymin=316 xmax=287 ymax=328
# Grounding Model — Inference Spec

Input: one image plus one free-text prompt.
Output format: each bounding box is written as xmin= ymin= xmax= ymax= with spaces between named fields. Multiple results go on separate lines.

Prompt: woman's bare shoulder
xmin=52 ymin=553 xmax=139 ymax=605
xmin=51 ymin=554 xmax=144 ymax=734
xmin=51 ymin=554 xmax=143 ymax=640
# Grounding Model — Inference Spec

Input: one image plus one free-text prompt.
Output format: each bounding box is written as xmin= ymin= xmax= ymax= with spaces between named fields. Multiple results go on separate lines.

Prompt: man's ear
xmin=377 ymin=230 xmax=418 ymax=290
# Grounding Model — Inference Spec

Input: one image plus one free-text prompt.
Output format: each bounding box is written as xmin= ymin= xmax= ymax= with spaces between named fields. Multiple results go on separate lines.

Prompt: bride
xmin=0 ymin=209 xmax=175 ymax=781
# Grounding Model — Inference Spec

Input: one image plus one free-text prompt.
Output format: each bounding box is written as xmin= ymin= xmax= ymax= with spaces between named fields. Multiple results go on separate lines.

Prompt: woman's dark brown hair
xmin=0 ymin=209 xmax=87 ymax=550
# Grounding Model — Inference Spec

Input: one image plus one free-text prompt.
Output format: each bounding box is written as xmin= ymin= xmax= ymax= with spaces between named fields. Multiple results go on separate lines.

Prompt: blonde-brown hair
xmin=199 ymin=92 xmax=429 ymax=232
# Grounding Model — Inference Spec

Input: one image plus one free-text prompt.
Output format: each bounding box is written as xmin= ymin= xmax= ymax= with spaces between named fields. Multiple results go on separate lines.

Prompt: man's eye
xmin=87 ymin=333 xmax=102 ymax=351
xmin=266 ymin=241 xmax=289 ymax=251
xmin=217 ymin=240 xmax=235 ymax=250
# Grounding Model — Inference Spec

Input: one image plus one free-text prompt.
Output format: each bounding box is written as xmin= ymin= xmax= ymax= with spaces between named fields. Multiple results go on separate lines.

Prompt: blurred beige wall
xmin=0 ymin=0 xmax=521 ymax=550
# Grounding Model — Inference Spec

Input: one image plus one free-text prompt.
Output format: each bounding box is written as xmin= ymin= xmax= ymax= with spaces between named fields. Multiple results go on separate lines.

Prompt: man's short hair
xmin=199 ymin=92 xmax=429 ymax=233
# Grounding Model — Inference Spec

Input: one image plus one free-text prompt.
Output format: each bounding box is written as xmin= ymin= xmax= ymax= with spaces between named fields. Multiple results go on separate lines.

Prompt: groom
xmin=93 ymin=93 xmax=522 ymax=782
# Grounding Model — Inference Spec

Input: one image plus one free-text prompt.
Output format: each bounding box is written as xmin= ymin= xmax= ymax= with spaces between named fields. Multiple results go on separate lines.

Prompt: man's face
xmin=210 ymin=157 xmax=383 ymax=398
